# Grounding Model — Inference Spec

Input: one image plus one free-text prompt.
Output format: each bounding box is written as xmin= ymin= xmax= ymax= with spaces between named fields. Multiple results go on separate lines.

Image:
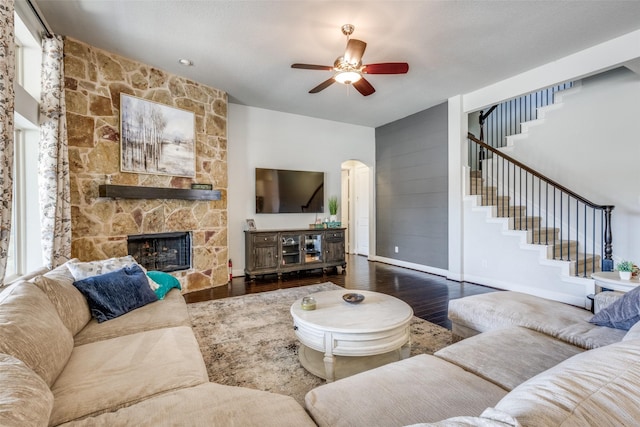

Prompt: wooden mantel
xmin=98 ymin=184 xmax=221 ymax=201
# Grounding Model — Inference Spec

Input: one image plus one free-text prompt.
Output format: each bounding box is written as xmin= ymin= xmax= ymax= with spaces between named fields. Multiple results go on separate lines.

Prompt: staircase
xmin=469 ymin=170 xmax=601 ymax=277
xmin=463 ymin=84 xmax=613 ymax=306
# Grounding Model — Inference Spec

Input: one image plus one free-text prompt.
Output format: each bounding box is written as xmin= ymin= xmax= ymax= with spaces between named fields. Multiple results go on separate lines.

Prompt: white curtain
xmin=0 ymin=0 xmax=15 ymax=283
xmin=39 ymin=35 xmax=71 ymax=269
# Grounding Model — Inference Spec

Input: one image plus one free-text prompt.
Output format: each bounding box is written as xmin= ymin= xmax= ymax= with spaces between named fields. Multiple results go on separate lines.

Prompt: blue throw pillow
xmin=590 ymin=286 xmax=640 ymax=330
xmin=73 ymin=264 xmax=158 ymax=323
xmin=146 ymin=271 xmax=181 ymax=300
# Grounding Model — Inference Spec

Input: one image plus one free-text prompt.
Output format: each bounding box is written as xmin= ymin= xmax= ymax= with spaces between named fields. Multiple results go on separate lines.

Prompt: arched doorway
xmin=341 ymin=160 xmax=370 ymax=256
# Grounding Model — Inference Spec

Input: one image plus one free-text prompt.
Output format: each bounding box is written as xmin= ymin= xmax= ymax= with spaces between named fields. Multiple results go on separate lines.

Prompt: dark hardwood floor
xmin=184 ymin=254 xmax=497 ymax=329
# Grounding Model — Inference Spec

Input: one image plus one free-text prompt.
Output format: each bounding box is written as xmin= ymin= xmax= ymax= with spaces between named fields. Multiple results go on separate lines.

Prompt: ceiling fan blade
xmin=291 ymin=63 xmax=333 ymax=71
xmin=309 ymin=77 xmax=336 ymax=94
xmin=353 ymin=77 xmax=375 ymax=96
xmin=363 ymin=62 xmax=409 ymax=74
xmin=344 ymin=39 xmax=367 ymax=64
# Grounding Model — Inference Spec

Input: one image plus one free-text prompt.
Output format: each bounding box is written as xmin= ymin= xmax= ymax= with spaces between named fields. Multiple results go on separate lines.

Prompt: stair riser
xmin=509 ymin=217 xmax=541 ymax=230
xmin=570 ymin=260 xmax=601 ymax=276
xmin=496 ymin=207 xmax=526 ymax=217
xmin=547 ymin=243 xmax=579 ymax=258
xmin=470 ymin=187 xmax=497 ymax=197
xmin=481 ymin=196 xmax=510 ymax=206
xmin=529 ymin=229 xmax=559 ymax=243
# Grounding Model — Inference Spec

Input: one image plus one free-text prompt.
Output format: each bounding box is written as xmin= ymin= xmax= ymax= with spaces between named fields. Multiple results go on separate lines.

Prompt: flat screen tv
xmin=255 ymin=168 xmax=324 ymax=213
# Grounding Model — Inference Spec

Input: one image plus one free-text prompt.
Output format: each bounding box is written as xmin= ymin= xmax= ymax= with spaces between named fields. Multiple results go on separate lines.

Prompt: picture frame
xmin=246 ymin=219 xmax=257 ymax=231
xmin=120 ymin=94 xmax=196 ymax=177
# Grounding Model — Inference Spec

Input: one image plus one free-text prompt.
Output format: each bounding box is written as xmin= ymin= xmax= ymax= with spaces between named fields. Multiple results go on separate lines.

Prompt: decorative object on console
xmin=328 ymin=196 xmax=338 ymax=222
xmin=617 ymin=260 xmax=634 ymax=280
xmin=120 ymin=94 xmax=195 ymax=178
xmin=246 ymin=219 xmax=257 ymax=231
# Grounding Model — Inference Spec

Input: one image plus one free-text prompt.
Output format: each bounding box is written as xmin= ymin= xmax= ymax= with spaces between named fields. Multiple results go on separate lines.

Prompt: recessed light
xmin=178 ymin=58 xmax=193 ymax=66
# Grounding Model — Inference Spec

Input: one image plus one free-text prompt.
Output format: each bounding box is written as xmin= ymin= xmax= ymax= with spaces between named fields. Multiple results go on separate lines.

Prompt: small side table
xmin=591 ymin=272 xmax=639 ymax=293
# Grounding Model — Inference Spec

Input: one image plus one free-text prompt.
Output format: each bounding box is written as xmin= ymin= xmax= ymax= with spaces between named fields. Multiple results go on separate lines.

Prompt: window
xmin=5 ymin=8 xmax=44 ymax=282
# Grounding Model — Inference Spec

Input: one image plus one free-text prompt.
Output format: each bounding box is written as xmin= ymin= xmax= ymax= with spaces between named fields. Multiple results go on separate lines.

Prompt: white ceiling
xmin=34 ymin=1 xmax=640 ymax=128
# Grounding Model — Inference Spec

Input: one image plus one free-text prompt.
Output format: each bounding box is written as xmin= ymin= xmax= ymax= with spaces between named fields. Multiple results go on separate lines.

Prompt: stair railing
xmin=468 ymin=133 xmax=614 ymax=276
xmin=479 ymin=82 xmax=574 ymax=150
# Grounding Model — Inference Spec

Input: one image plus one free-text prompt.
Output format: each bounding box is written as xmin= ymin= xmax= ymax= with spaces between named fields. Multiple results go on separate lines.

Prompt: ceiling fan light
xmin=334 ymin=71 xmax=362 ymax=85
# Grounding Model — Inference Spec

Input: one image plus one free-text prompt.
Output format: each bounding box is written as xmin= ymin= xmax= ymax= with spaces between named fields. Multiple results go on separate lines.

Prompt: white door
xmin=355 ymin=165 xmax=369 ymax=256
xmin=341 ymin=169 xmax=351 ymax=253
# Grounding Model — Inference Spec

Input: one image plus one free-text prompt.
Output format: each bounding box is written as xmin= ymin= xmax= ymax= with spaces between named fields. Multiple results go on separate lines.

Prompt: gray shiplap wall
xmin=375 ymin=102 xmax=448 ymax=268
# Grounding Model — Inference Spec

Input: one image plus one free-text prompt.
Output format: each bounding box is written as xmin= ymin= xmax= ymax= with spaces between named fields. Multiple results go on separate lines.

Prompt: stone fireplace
xmin=128 ymin=232 xmax=191 ymax=273
xmin=64 ymin=37 xmax=228 ymax=293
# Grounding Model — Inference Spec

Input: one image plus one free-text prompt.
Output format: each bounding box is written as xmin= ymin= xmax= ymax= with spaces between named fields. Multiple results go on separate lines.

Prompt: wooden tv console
xmin=244 ymin=228 xmax=346 ymax=279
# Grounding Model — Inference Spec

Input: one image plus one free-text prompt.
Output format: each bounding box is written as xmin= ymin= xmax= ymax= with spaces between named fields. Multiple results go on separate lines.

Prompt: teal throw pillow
xmin=146 ymin=271 xmax=181 ymax=300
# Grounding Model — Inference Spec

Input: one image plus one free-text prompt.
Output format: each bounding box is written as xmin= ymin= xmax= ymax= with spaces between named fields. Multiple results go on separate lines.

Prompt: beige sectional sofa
xmin=6 ymin=258 xmax=639 ymax=426
xmin=0 ymin=261 xmax=316 ymax=426
xmin=305 ymin=291 xmax=640 ymax=426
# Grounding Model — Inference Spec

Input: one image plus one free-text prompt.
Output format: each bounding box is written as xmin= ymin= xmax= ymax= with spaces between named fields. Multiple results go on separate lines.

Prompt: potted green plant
xmin=328 ymin=196 xmax=338 ymax=222
xmin=617 ymin=260 xmax=634 ymax=280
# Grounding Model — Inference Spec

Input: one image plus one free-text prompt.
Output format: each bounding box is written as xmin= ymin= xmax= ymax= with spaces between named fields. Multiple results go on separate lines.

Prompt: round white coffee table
xmin=290 ymin=290 xmax=413 ymax=382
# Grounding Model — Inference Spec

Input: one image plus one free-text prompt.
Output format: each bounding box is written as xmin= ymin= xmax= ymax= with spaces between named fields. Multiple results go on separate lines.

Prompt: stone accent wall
xmin=64 ymin=37 xmax=228 ymax=293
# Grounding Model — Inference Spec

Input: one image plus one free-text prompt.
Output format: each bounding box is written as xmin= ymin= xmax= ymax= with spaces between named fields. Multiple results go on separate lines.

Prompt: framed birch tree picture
xmin=120 ymin=94 xmax=196 ymax=177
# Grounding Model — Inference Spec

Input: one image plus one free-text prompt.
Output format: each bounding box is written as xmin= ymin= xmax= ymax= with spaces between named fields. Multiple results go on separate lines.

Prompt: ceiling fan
xmin=291 ymin=24 xmax=409 ymax=96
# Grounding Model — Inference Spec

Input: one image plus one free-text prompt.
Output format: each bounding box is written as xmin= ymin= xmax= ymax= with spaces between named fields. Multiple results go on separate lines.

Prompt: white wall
xmin=448 ymin=29 xmax=640 ymax=286
xmin=505 ymin=68 xmax=640 ymax=264
xmin=228 ymin=104 xmax=375 ymax=276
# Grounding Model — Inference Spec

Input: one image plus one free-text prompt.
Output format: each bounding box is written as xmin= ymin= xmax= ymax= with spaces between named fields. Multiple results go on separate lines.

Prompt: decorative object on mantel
xmin=120 ymin=94 xmax=196 ymax=178
xmin=98 ymin=184 xmax=220 ymax=201
xmin=191 ymin=183 xmax=213 ymax=190
xmin=617 ymin=260 xmax=635 ymax=280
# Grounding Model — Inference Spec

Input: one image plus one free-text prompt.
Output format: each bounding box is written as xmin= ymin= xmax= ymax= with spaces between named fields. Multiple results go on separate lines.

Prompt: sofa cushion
xmin=593 ymin=290 xmax=625 ymax=314
xmin=448 ymin=291 xmax=626 ymax=349
xmin=0 ymin=353 xmax=54 ymax=427
xmin=146 ymin=270 xmax=181 ymax=300
xmin=72 ymin=265 xmax=158 ymax=323
xmin=31 ymin=263 xmax=91 ymax=335
xmin=73 ymin=288 xmax=191 ymax=346
xmin=494 ymin=339 xmax=640 ymax=426
xmin=406 ymin=408 xmax=521 ymax=426
xmin=0 ymin=282 xmax=73 ymax=386
xmin=434 ymin=327 xmax=584 ymax=391
xmin=589 ymin=286 xmax=640 ymax=330
xmin=305 ymin=354 xmax=508 ymax=427
xmin=49 ymin=326 xmax=208 ymax=425
xmin=624 ymin=318 xmax=640 ymax=341
xmin=58 ymin=382 xmax=316 ymax=427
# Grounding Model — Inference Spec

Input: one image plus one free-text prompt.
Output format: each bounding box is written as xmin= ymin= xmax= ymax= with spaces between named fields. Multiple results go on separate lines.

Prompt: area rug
xmin=187 ymin=282 xmax=452 ymax=405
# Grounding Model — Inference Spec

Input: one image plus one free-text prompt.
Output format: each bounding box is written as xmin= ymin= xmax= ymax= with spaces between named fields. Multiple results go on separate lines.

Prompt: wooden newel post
xmin=602 ymin=206 xmax=614 ymax=271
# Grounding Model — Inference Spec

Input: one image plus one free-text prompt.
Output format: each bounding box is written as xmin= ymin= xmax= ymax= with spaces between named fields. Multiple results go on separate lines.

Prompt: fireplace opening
xmin=127 ymin=232 xmax=191 ymax=273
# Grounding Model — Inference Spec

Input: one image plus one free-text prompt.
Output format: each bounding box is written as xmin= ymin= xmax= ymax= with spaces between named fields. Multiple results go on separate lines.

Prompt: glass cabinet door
xmin=304 ymin=234 xmax=322 ymax=263
xmin=281 ymin=234 xmax=301 ymax=266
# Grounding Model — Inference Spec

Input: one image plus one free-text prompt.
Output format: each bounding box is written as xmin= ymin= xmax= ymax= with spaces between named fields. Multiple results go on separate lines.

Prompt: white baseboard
xmin=370 ymin=256 xmax=450 ymax=278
